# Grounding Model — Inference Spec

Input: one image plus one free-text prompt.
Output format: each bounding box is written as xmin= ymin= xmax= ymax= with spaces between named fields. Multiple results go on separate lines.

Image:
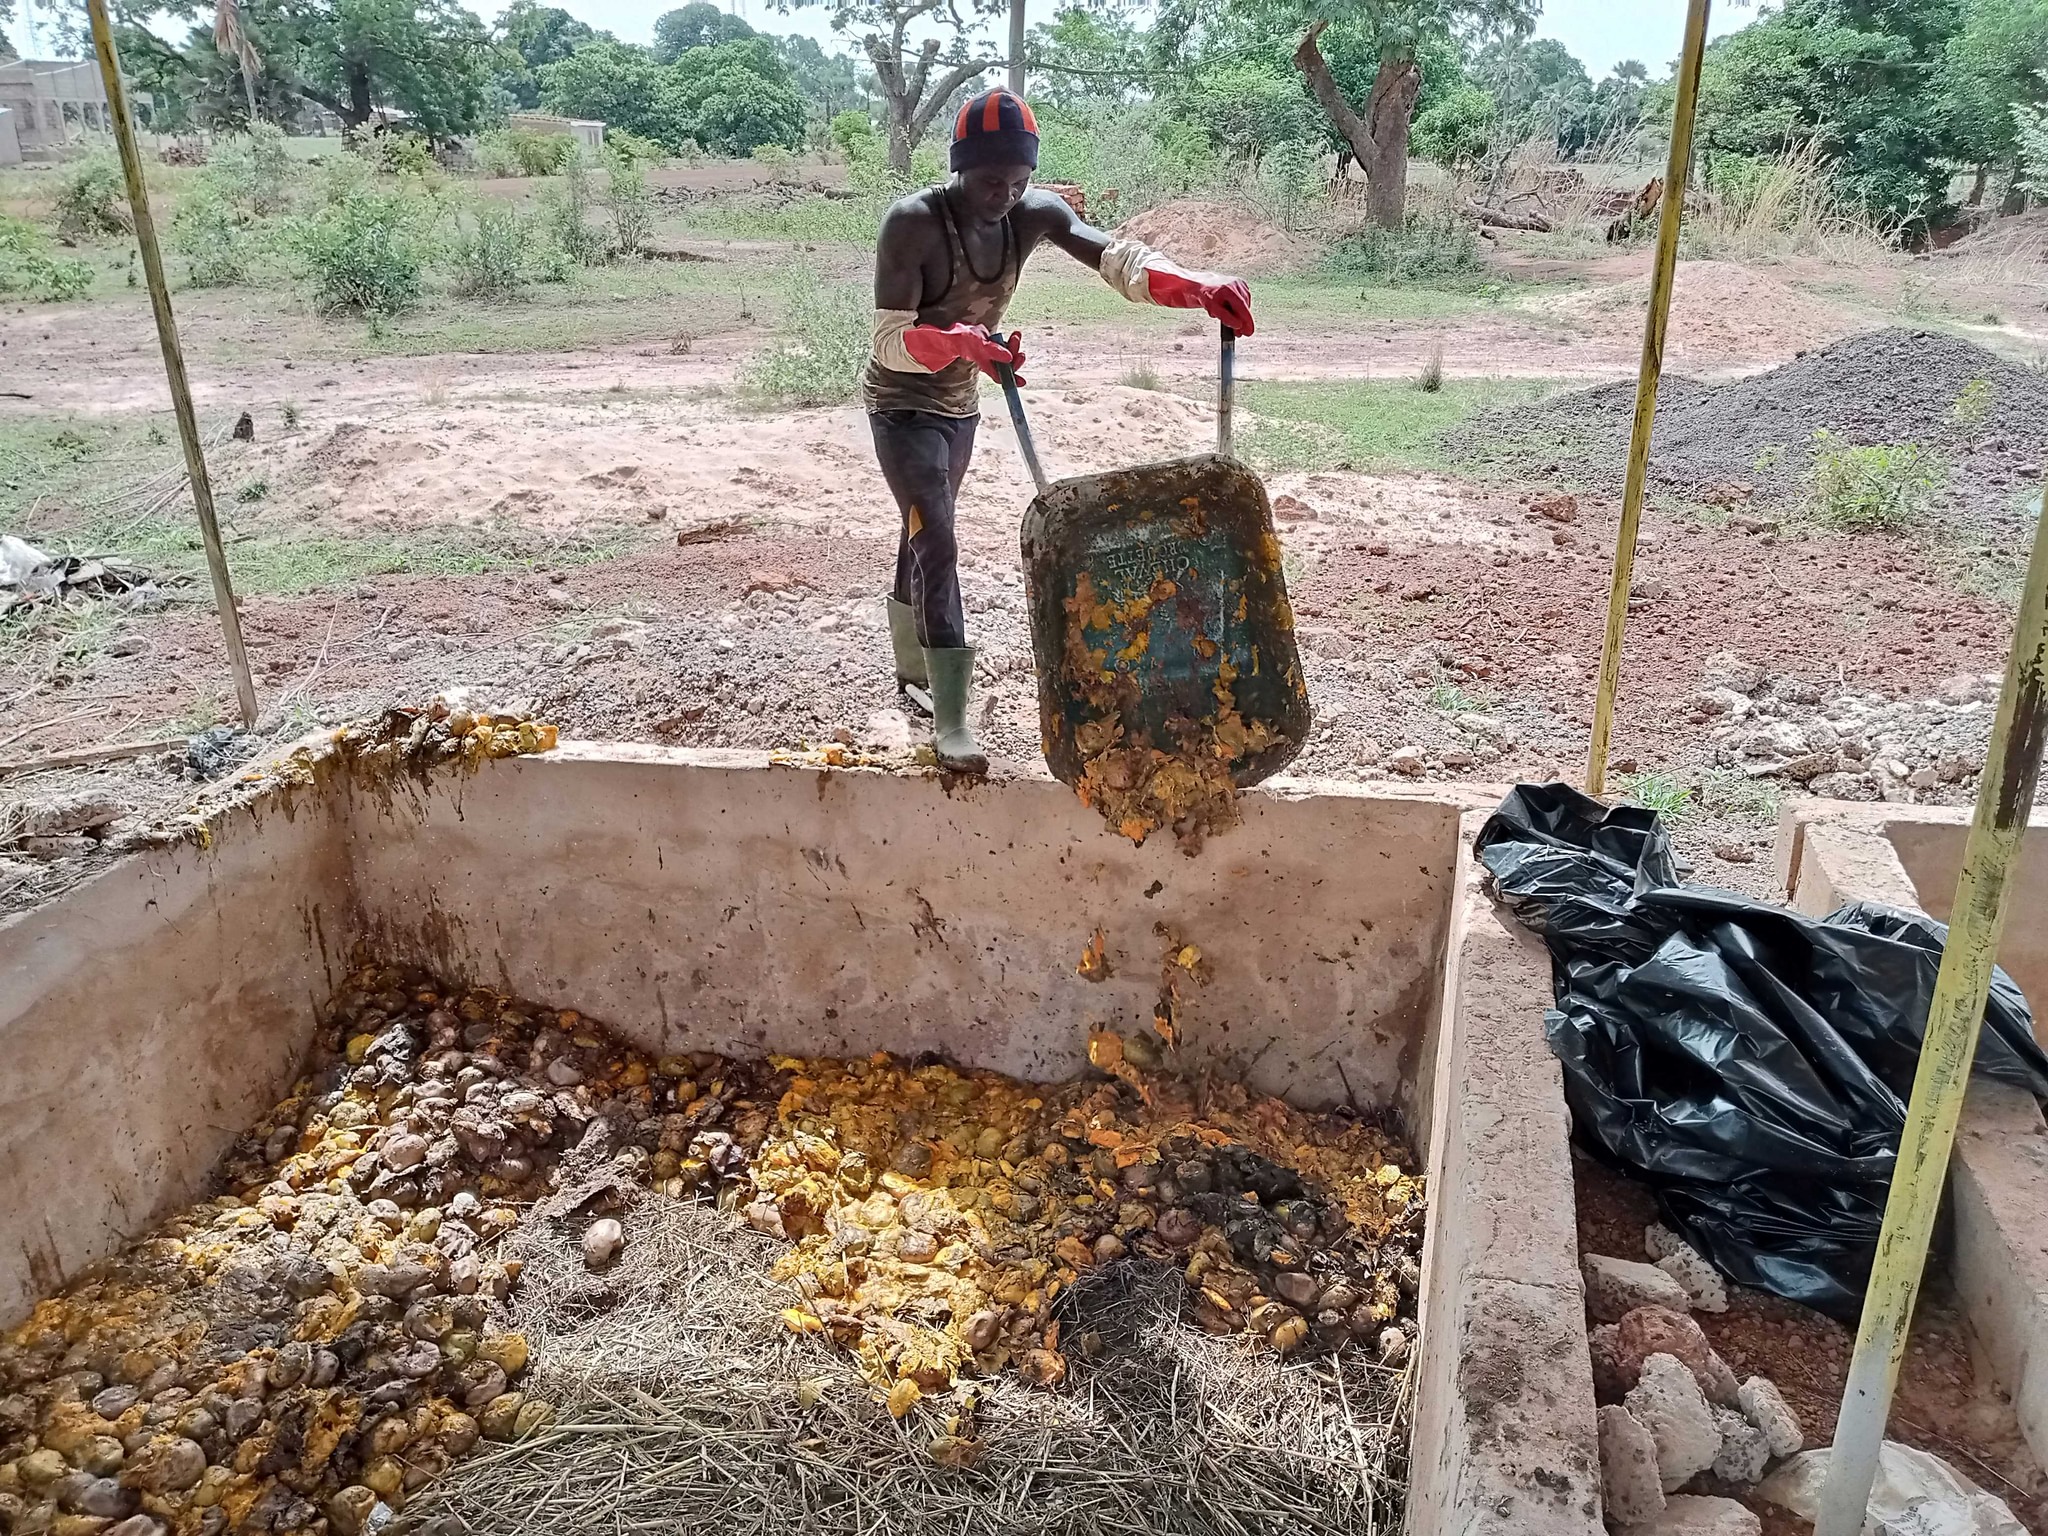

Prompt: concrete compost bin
xmin=0 ymin=742 xmax=1601 ymax=1535
xmin=1778 ymin=799 xmax=2048 ymax=1475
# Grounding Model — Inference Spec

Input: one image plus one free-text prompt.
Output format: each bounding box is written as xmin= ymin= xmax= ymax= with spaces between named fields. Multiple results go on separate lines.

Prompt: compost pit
xmin=0 ymin=962 xmax=1425 ymax=1536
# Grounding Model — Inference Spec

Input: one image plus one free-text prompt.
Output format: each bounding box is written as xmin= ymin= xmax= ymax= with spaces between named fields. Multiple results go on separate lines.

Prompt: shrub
xmin=446 ymin=199 xmax=528 ymax=296
xmin=1804 ymin=430 xmax=1945 ymax=530
xmin=828 ymin=110 xmax=874 ymax=159
xmin=54 ymin=153 xmax=129 ymax=237
xmin=169 ymin=186 xmax=248 ymax=286
xmin=511 ymin=130 xmax=577 ymax=176
xmin=1322 ymin=208 xmax=1482 ymax=283
xmin=603 ymin=127 xmax=668 ymax=166
xmin=372 ymin=131 xmax=435 ymax=177
xmin=535 ymin=159 xmax=611 ymax=266
xmin=745 ymin=272 xmax=869 ymax=405
xmin=606 ymin=155 xmax=655 ymax=255
xmin=0 ymin=216 xmax=94 ymax=301
xmin=751 ymin=143 xmax=796 ymax=180
xmin=474 ymin=131 xmax=523 ymax=178
xmin=205 ymin=125 xmax=293 ymax=215
xmin=1253 ymin=139 xmax=1325 ymax=231
xmin=294 ymin=183 xmax=430 ymax=314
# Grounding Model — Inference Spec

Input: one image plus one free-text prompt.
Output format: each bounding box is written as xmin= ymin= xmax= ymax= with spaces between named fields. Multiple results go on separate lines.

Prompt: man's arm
xmin=1022 ymin=190 xmax=1256 ymax=336
xmin=871 ymin=196 xmax=1024 ymax=380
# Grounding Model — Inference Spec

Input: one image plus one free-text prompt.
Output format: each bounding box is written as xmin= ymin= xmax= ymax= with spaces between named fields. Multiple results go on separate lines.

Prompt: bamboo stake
xmin=84 ymin=0 xmax=260 ymax=728
xmin=1584 ymin=0 xmax=1711 ymax=798
xmin=1815 ymin=485 xmax=2048 ymax=1535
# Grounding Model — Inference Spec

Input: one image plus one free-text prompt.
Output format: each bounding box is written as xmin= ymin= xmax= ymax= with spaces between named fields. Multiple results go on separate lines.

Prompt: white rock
xmin=1600 ymin=1404 xmax=1665 ymax=1524
xmin=581 ymin=1218 xmax=624 ymax=1270
xmin=1655 ymin=1244 xmax=1729 ymax=1314
xmin=1625 ymin=1353 xmax=1721 ymax=1492
xmin=1387 ymin=745 xmax=1426 ymax=776
xmin=1619 ymin=1493 xmax=1761 ymax=1535
xmin=1738 ymin=1376 xmax=1803 ymax=1459
xmin=1712 ymin=1405 xmax=1771 ymax=1484
xmin=1584 ymin=1253 xmax=1694 ymax=1323
xmin=1703 ymin=651 xmax=1768 ymax=695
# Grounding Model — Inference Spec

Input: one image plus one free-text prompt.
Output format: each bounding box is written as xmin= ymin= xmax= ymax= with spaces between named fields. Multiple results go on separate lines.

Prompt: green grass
xmin=1235 ymin=377 xmax=1556 ymax=475
xmin=0 ymin=415 xmax=187 ymax=525
xmin=1619 ymin=771 xmax=1696 ymax=821
xmin=668 ymin=193 xmax=887 ymax=245
xmin=1427 ymin=679 xmax=1490 ymax=714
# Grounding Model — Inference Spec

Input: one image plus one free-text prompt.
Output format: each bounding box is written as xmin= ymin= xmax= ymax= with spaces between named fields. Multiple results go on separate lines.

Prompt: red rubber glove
xmin=1145 ymin=268 xmax=1255 ymax=336
xmin=902 ymin=325 xmax=1028 ymax=385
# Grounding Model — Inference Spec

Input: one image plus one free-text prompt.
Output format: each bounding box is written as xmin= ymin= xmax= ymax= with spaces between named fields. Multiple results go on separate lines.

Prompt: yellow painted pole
xmin=1585 ymin=0 xmax=1711 ymax=798
xmin=85 ymin=0 xmax=260 ymax=728
xmin=1815 ymin=484 xmax=2048 ymax=1536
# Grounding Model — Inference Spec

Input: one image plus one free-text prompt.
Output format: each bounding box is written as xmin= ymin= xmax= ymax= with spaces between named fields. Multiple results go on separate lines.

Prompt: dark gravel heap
xmin=1452 ymin=327 xmax=2048 ymax=522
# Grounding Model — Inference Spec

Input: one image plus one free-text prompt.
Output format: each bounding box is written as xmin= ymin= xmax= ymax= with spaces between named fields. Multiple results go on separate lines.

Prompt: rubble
xmin=0 ymin=963 xmax=1426 ymax=1535
xmin=1599 ymin=1403 xmax=1665 ymax=1524
xmin=1737 ymin=1375 xmax=1803 ymax=1459
xmin=1624 ymin=1352 xmax=1721 ymax=1492
xmin=1620 ymin=1492 xmax=1761 ymax=1535
xmin=1710 ymin=1404 xmax=1770 ymax=1484
xmin=1652 ymin=1243 xmax=1728 ymax=1314
xmin=1583 ymin=1254 xmax=1693 ymax=1322
xmin=1611 ymin=1306 xmax=1738 ymax=1405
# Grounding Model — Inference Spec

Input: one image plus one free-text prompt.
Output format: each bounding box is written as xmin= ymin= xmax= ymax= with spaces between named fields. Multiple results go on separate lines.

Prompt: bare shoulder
xmin=1013 ymin=187 xmax=1083 ymax=234
xmin=879 ymin=187 xmax=944 ymax=241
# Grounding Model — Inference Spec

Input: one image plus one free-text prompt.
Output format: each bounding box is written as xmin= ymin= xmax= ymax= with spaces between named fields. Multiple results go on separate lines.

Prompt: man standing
xmin=865 ymin=87 xmax=1257 ymax=775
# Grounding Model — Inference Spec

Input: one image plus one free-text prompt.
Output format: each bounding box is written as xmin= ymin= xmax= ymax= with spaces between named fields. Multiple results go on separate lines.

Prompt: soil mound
xmin=1114 ymin=200 xmax=1306 ymax=275
xmin=1535 ymin=260 xmax=1863 ymax=363
xmin=1455 ymin=327 xmax=2048 ymax=520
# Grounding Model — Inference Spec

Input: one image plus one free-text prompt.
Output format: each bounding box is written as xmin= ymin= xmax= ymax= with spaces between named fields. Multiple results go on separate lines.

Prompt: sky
xmin=16 ymin=0 xmax=1757 ymax=81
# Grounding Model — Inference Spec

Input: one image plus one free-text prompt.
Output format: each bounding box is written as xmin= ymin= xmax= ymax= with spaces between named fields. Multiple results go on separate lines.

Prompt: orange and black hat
xmin=951 ymin=88 xmax=1039 ymax=172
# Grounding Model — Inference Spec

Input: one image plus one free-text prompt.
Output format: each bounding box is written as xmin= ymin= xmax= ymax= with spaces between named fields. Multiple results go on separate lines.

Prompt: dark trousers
xmin=870 ymin=410 xmax=978 ymax=650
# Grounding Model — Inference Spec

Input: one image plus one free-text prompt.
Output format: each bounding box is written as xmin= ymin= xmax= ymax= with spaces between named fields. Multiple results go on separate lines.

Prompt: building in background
xmin=0 ymin=58 xmax=115 ymax=163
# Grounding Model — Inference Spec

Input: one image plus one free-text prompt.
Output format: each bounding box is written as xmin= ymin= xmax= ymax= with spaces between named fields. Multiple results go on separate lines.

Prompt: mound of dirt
xmin=1534 ymin=260 xmax=1864 ymax=364
xmin=1454 ymin=327 xmax=2048 ymax=524
xmin=1113 ymin=200 xmax=1307 ymax=275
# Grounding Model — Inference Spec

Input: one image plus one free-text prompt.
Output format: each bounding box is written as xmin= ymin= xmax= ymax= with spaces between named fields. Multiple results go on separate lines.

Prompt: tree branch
xmin=908 ymin=54 xmax=993 ymax=138
xmin=1293 ymin=20 xmax=1378 ymax=164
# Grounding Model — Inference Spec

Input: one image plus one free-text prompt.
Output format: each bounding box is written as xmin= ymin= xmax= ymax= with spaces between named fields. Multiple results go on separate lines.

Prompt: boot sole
xmin=899 ymin=681 xmax=933 ymax=718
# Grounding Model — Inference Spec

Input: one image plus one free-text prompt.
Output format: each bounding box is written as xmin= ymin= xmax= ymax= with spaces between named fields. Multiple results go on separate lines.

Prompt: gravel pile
xmin=1455 ymin=328 xmax=2048 ymax=521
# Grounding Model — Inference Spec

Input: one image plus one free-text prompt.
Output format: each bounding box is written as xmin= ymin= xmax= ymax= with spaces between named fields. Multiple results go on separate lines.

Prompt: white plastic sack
xmin=1758 ymin=1441 xmax=2026 ymax=1536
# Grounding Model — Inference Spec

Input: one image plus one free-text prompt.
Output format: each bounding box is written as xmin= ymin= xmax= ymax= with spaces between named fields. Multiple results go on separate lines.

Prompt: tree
xmin=1471 ymin=33 xmax=1596 ymax=153
xmin=1410 ymin=80 xmax=1492 ymax=167
xmin=668 ymin=34 xmax=805 ymax=152
xmin=494 ymin=0 xmax=598 ymax=106
xmin=653 ymin=1 xmax=753 ymax=62
xmin=776 ymin=32 xmax=866 ymax=127
xmin=540 ymin=38 xmax=681 ymax=139
xmin=1292 ymin=0 xmax=1537 ymax=228
xmin=0 ymin=0 xmax=15 ymax=61
xmin=214 ymin=0 xmax=264 ymax=119
xmin=1027 ymin=2 xmax=1148 ymax=107
xmin=1934 ymin=0 xmax=2048 ymax=205
xmin=1691 ymin=0 xmax=1967 ymax=230
xmin=787 ymin=0 xmax=1001 ymax=173
xmin=1592 ymin=58 xmax=1648 ymax=143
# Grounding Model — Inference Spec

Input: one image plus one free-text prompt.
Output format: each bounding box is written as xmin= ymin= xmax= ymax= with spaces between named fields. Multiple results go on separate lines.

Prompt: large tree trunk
xmin=1967 ymin=162 xmax=1988 ymax=207
xmin=346 ymin=59 xmax=372 ymax=127
xmin=885 ymin=109 xmax=913 ymax=174
xmin=1293 ymin=22 xmax=1420 ymax=230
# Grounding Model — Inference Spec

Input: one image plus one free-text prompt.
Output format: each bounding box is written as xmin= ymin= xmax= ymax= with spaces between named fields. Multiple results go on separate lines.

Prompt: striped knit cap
xmin=951 ymin=88 xmax=1039 ymax=171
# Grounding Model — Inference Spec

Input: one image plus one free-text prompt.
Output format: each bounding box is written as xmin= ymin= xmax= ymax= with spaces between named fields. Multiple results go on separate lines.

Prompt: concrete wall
xmin=0 ymin=791 xmax=351 ymax=1324
xmin=1778 ymin=798 xmax=2048 ymax=1476
xmin=0 ymin=746 xmax=1597 ymax=1534
xmin=344 ymin=745 xmax=1465 ymax=1122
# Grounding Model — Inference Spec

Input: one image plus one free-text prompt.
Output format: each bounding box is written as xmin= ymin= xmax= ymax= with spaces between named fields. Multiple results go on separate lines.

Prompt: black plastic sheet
xmin=1476 ymin=782 xmax=2048 ymax=1319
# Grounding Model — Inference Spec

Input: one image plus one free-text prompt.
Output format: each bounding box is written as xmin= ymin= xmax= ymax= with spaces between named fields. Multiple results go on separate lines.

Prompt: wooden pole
xmin=1584 ymin=0 xmax=1711 ymax=797
xmin=1008 ymin=0 xmax=1026 ymax=96
xmin=1814 ymin=483 xmax=2048 ymax=1535
xmin=84 ymin=0 xmax=260 ymax=728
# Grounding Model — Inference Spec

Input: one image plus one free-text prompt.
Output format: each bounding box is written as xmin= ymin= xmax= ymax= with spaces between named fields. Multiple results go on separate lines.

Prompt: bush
xmin=205 ymin=125 xmax=293 ymax=215
xmin=745 ymin=272 xmax=869 ymax=405
xmin=54 ymin=153 xmax=129 ymax=237
xmin=828 ymin=110 xmax=874 ymax=159
xmin=169 ymin=186 xmax=248 ymax=286
xmin=372 ymin=131 xmax=435 ymax=176
xmin=0 ymin=216 xmax=94 ymax=301
xmin=606 ymin=155 xmax=655 ymax=255
xmin=1322 ymin=208 xmax=1482 ymax=283
xmin=751 ymin=143 xmax=796 ymax=180
xmin=1035 ymin=102 xmax=1216 ymax=219
xmin=294 ymin=183 xmax=430 ymax=314
xmin=513 ymin=130 xmax=577 ymax=175
xmin=1253 ymin=139 xmax=1325 ymax=231
xmin=535 ymin=158 xmax=611 ymax=266
xmin=603 ymin=128 xmax=668 ymax=167
xmin=473 ymin=131 xmax=522 ymax=178
xmin=445 ymin=200 xmax=528 ymax=296
xmin=1805 ymin=430 xmax=1945 ymax=530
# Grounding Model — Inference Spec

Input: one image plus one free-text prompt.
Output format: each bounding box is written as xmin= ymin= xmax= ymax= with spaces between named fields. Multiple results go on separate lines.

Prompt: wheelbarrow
xmin=997 ymin=326 xmax=1311 ymax=843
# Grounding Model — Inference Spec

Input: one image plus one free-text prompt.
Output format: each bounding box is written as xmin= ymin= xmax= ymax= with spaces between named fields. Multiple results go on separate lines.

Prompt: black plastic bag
xmin=1477 ymin=782 xmax=2048 ymax=1319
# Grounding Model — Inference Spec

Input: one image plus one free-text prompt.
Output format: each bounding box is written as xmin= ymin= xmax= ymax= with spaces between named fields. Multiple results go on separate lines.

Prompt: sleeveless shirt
xmin=863 ymin=186 xmax=1022 ymax=418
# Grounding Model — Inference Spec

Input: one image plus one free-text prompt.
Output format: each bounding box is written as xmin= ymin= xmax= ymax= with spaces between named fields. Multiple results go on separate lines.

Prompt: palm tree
xmin=213 ymin=0 xmax=263 ymax=123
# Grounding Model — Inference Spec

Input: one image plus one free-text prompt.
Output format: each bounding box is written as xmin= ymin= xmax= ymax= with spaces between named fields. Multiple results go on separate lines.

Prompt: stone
xmin=1711 ymin=842 xmax=1755 ymax=865
xmin=126 ymin=1437 xmax=206 ymax=1493
xmin=1624 ymin=1353 xmax=1721 ymax=1492
xmin=1386 ymin=746 xmax=1426 ymax=776
xmin=21 ymin=795 xmax=124 ymax=838
xmin=1703 ymin=651 xmax=1767 ymax=696
xmin=326 ymin=1488 xmax=378 ymax=1536
xmin=1619 ymin=1494 xmax=1761 ymax=1535
xmin=71 ymin=1480 xmax=136 ymax=1519
xmin=1599 ymin=1404 xmax=1665 ymax=1524
xmin=1710 ymin=1405 xmax=1770 ymax=1484
xmin=1584 ymin=1254 xmax=1692 ymax=1322
xmin=1615 ymin=1306 xmax=1740 ymax=1405
xmin=1737 ymin=1376 xmax=1802 ymax=1459
xmin=1655 ymin=1244 xmax=1729 ymax=1313
xmin=105 ymin=1519 xmax=166 ymax=1536
xmin=581 ymin=1218 xmax=623 ymax=1269
xmin=91 ymin=1386 xmax=140 ymax=1420
xmin=1589 ymin=1323 xmax=1633 ymax=1402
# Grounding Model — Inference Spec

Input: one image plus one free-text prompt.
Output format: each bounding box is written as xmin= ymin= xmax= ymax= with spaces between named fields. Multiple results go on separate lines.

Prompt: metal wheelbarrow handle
xmin=998 ymin=320 xmax=1240 ymax=492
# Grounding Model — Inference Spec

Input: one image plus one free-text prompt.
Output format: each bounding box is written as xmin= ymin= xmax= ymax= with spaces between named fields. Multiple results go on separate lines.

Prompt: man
xmin=866 ymin=87 xmax=1257 ymax=775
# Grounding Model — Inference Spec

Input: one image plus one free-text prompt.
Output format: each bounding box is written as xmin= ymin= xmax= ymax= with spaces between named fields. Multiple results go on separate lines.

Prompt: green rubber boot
xmin=924 ymin=646 xmax=988 ymax=775
xmin=886 ymin=597 xmax=932 ymax=716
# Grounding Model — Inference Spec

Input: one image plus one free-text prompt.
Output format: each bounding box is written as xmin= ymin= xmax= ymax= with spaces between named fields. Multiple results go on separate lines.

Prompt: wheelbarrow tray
xmin=1020 ymin=451 xmax=1311 ymax=793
